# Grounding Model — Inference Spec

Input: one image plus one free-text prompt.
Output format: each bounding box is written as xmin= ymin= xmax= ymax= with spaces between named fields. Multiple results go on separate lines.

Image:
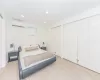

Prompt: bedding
xmin=21 ymin=44 xmax=39 ymax=52
xmin=20 ymin=49 xmax=47 ymax=70
xmin=18 ymin=46 xmax=56 ymax=79
xmin=24 ymin=52 xmax=54 ymax=67
xmin=25 ymin=45 xmax=39 ymax=51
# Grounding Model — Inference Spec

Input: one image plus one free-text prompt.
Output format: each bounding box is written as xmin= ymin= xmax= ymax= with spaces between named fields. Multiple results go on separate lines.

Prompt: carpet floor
xmin=0 ymin=57 xmax=100 ymax=80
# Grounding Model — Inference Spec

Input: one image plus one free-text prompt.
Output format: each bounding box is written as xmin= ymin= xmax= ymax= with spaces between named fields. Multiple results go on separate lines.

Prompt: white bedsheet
xmin=19 ymin=49 xmax=47 ymax=69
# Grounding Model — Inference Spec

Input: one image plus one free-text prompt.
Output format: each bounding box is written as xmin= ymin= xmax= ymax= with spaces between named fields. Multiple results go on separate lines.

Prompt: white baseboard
xmin=0 ymin=65 xmax=1 ymax=69
xmin=1 ymin=62 xmax=7 ymax=68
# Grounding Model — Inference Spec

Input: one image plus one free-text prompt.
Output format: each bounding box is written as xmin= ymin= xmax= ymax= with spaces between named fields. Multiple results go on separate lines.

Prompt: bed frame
xmin=18 ymin=55 xmax=56 ymax=80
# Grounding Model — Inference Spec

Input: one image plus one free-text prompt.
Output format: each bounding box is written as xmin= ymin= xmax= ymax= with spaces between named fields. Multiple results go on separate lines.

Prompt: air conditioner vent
xmin=12 ymin=25 xmax=25 ymax=28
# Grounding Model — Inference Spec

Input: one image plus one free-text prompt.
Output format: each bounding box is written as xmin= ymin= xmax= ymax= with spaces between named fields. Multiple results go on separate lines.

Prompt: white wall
xmin=0 ymin=13 xmax=6 ymax=68
xmin=1 ymin=19 xmax=6 ymax=68
xmin=0 ymin=15 xmax=2 ymax=68
xmin=6 ymin=19 xmax=48 ymax=52
xmin=47 ymin=6 xmax=100 ymax=73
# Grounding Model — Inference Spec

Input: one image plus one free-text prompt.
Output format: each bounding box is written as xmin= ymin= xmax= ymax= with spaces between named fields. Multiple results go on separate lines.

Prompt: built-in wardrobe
xmin=50 ymin=14 xmax=100 ymax=73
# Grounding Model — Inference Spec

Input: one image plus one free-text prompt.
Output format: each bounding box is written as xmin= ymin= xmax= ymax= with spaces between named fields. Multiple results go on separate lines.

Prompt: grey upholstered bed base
xmin=18 ymin=56 xmax=56 ymax=79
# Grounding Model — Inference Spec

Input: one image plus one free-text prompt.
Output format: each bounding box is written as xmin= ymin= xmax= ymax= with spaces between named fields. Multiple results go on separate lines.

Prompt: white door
xmin=77 ymin=19 xmax=90 ymax=68
xmin=89 ymin=15 xmax=100 ymax=73
xmin=49 ymin=27 xmax=61 ymax=56
xmin=63 ymin=23 xmax=78 ymax=63
xmin=62 ymin=15 xmax=100 ymax=73
xmin=0 ymin=16 xmax=2 ymax=68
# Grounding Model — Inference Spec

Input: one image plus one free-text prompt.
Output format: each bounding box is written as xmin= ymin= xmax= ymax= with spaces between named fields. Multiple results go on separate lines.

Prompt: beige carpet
xmin=0 ymin=57 xmax=100 ymax=80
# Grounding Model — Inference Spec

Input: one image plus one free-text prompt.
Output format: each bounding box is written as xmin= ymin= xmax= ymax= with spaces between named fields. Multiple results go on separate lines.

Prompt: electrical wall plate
xmin=10 ymin=43 xmax=14 ymax=48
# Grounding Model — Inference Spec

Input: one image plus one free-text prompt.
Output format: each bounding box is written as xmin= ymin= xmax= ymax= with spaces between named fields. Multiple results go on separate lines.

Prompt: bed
xmin=18 ymin=45 xmax=56 ymax=79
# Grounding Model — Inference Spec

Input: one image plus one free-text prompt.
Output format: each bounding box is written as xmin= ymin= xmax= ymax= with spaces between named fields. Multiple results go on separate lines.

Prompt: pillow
xmin=21 ymin=44 xmax=39 ymax=52
xmin=25 ymin=46 xmax=39 ymax=51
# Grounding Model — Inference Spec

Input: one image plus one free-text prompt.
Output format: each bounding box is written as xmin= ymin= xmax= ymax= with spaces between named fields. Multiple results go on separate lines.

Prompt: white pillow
xmin=21 ymin=44 xmax=39 ymax=52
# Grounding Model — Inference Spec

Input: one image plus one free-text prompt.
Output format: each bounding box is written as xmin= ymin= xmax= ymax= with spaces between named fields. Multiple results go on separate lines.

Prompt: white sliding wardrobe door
xmin=50 ymin=27 xmax=61 ymax=56
xmin=63 ymin=23 xmax=78 ymax=63
xmin=0 ymin=17 xmax=2 ymax=68
xmin=77 ymin=19 xmax=90 ymax=68
xmin=89 ymin=15 xmax=100 ymax=73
